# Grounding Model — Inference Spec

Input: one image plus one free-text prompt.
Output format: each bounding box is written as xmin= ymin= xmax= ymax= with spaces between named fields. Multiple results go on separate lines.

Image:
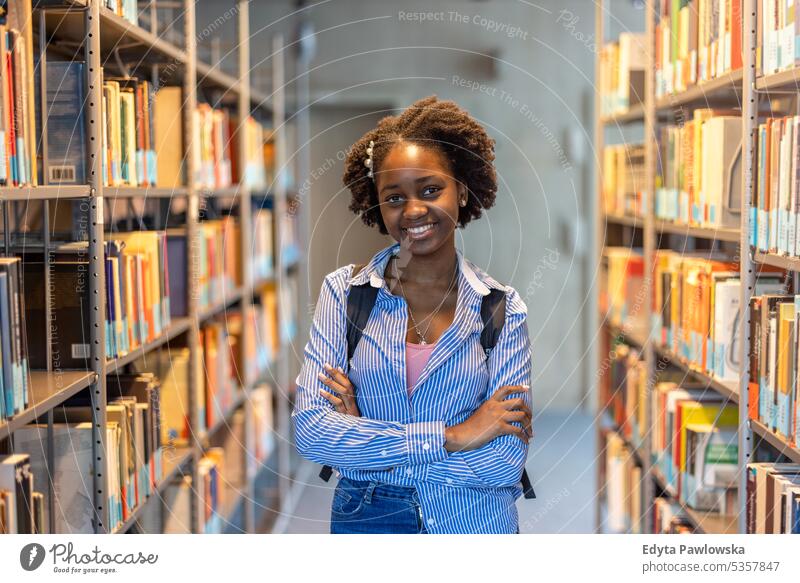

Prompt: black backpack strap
xmin=480 ymin=288 xmax=536 ymax=500
xmin=480 ymin=288 xmax=506 ymax=357
xmin=320 ymin=263 xmax=378 ymax=483
xmin=345 ymin=283 xmax=379 ymax=364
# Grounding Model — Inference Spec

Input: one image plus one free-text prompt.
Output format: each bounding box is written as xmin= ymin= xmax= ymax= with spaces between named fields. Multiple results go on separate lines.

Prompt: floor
xmin=280 ymin=409 xmax=597 ymax=534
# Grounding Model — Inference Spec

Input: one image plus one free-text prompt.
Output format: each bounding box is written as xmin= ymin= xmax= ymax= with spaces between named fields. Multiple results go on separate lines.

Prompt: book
xmin=0 ymin=257 xmax=28 ymax=418
xmin=599 ymin=33 xmax=646 ymax=117
xmin=40 ymin=61 xmax=86 ymax=184
xmin=21 ymin=233 xmax=171 ymax=367
xmin=0 ymin=454 xmax=33 ymax=533
xmin=101 ymin=76 xmax=156 ymax=187
xmin=602 ymin=143 xmax=646 ymax=218
xmin=153 ymin=85 xmax=183 ymax=188
xmin=195 ymin=103 xmax=232 ymax=189
xmin=682 ymin=423 xmax=738 ymax=513
xmin=747 ymin=463 xmax=800 ymax=533
xmin=655 ymin=0 xmax=743 ymax=97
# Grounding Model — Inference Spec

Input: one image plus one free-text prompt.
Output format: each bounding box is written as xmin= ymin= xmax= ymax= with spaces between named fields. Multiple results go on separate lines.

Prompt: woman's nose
xmin=403 ymin=199 xmax=428 ymax=218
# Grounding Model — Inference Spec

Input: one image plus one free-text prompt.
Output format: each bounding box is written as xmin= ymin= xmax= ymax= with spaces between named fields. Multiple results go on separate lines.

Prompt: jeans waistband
xmin=338 ymin=476 xmax=419 ymax=501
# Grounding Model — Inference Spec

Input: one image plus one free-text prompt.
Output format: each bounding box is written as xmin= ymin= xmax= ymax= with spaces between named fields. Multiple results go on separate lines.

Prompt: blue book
xmin=105 ymin=257 xmax=115 ymax=358
xmin=43 ymin=61 xmax=86 ymax=184
xmin=0 ymin=272 xmax=13 ymax=416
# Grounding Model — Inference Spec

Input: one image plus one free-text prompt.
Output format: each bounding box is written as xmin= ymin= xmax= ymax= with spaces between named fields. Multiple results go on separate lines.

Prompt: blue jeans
xmin=330 ymin=477 xmax=428 ymax=534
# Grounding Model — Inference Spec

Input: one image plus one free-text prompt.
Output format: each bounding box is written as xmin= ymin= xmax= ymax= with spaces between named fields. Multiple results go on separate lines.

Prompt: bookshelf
xmin=0 ymin=0 xmax=305 ymax=534
xmin=594 ymin=0 xmax=790 ymax=534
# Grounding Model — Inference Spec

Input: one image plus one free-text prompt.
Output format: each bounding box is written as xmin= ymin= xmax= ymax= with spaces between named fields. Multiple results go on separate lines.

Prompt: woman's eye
xmin=386 ymin=195 xmax=403 ymax=204
xmin=422 ymin=186 xmax=441 ymax=197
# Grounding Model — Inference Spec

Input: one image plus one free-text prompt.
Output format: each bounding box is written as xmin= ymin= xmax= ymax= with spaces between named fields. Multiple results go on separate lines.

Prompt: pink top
xmin=406 ymin=341 xmax=437 ymax=398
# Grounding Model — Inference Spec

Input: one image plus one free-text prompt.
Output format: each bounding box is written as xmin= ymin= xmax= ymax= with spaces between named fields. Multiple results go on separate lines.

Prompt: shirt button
xmin=446 ymin=478 xmax=453 ymax=485
xmin=406 ymin=468 xmax=413 ymax=476
xmin=422 ymin=442 xmax=430 ymax=451
xmin=427 ymin=518 xmax=435 ymax=526
xmin=381 ymin=449 xmax=387 ymax=456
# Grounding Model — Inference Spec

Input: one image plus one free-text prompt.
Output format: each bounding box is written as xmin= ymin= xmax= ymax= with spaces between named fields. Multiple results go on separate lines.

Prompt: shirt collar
xmin=347 ymin=242 xmax=498 ymax=296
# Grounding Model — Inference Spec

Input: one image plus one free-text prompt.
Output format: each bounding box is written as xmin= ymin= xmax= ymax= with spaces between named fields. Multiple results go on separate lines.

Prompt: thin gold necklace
xmin=390 ymin=257 xmax=458 ymax=345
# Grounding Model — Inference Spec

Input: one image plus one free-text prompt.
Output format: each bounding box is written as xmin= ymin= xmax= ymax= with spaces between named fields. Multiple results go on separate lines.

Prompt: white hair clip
xmin=364 ymin=140 xmax=374 ymax=180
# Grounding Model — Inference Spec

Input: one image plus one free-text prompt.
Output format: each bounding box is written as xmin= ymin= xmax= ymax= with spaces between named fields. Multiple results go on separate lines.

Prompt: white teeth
xmin=407 ymin=224 xmax=434 ymax=235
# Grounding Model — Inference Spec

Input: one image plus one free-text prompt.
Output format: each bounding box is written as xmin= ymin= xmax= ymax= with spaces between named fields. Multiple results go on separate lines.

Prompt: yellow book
xmin=777 ymin=302 xmax=795 ymax=439
xmin=676 ymin=401 xmax=738 ymax=474
xmin=154 ymin=86 xmax=184 ymax=187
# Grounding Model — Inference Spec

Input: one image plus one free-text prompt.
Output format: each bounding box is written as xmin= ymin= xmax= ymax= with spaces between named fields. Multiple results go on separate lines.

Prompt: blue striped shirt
xmin=292 ymin=242 xmax=532 ymax=534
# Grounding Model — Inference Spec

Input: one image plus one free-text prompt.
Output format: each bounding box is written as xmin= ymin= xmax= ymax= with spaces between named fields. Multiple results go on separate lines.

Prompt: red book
xmin=730 ymin=0 xmax=743 ymax=70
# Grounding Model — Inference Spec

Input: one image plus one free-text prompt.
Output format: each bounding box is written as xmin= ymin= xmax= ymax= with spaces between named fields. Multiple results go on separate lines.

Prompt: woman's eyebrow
xmin=379 ymin=175 xmax=442 ymax=195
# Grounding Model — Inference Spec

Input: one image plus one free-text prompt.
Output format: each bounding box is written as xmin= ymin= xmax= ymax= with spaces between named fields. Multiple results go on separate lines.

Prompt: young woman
xmin=292 ymin=95 xmax=533 ymax=534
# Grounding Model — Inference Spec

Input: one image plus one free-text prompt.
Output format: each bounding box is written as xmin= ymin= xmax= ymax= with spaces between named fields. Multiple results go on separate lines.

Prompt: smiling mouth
xmin=402 ymin=222 xmax=438 ymax=239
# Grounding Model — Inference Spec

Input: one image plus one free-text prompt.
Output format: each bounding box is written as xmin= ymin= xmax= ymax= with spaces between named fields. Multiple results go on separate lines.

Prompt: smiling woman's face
xmin=375 ymin=141 xmax=465 ymax=256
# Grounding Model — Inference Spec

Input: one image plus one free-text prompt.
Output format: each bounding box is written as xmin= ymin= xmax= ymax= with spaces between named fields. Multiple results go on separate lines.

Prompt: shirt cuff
xmin=405 ymin=420 xmax=448 ymax=465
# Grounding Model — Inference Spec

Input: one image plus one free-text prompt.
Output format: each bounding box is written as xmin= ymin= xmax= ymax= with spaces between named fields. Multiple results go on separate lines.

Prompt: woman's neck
xmin=389 ymin=242 xmax=458 ymax=287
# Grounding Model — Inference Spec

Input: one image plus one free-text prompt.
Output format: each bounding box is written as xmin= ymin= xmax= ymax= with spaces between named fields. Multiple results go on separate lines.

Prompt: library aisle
xmin=0 ymin=0 xmax=799 ymax=546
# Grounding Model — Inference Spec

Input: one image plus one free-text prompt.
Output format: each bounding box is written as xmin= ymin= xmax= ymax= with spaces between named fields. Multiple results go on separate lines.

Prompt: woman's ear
xmin=457 ymin=182 xmax=467 ymax=206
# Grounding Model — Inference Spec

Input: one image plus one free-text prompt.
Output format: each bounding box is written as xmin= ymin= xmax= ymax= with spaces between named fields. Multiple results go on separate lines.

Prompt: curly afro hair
xmin=342 ymin=95 xmax=497 ymax=235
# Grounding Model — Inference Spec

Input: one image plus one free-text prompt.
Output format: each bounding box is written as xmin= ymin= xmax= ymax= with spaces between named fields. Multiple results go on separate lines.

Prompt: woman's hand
xmin=318 ymin=363 xmax=361 ymax=417
xmin=444 ymin=385 xmax=532 ymax=452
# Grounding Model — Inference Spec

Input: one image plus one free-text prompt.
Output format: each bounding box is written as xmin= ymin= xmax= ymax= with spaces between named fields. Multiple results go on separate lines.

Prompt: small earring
xmin=459 ymin=198 xmax=466 ymax=207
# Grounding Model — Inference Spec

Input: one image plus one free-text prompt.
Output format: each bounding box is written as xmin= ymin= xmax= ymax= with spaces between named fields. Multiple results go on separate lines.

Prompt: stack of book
xmin=198 ymin=447 xmax=224 ymax=534
xmin=220 ymin=409 xmax=246 ymax=495
xmin=654 ymin=110 xmax=742 ymax=226
xmin=752 ymin=115 xmax=800 ymax=254
xmin=0 ymin=454 xmax=43 ymax=533
xmin=249 ymin=384 xmax=275 ymax=465
xmin=222 ymin=299 xmax=279 ymax=385
xmin=652 ymin=251 xmax=783 ymax=381
xmin=14 ymin=373 xmax=163 ymax=532
xmin=604 ymin=431 xmax=644 ymax=533
xmin=0 ymin=3 xmax=36 ymax=186
xmin=108 ymin=231 xmax=172 ymax=356
xmin=135 ymin=347 xmax=197 ymax=447
xmin=599 ymin=33 xmax=646 ymax=117
xmin=655 ymin=0 xmax=743 ymax=97
xmin=251 ymin=208 xmax=274 ymax=283
xmin=757 ymin=0 xmax=800 ymax=77
xmin=746 ymin=463 xmax=800 ymax=533
xmin=102 ymin=76 xmax=157 ymax=187
xmin=201 ymin=318 xmax=239 ymax=431
xmin=230 ymin=116 xmax=270 ymax=190
xmin=0 ymin=257 xmax=28 ymax=421
xmin=747 ymin=294 xmax=800 ymax=446
xmin=602 ymin=143 xmax=646 ymax=218
xmin=22 ymin=232 xmax=172 ymax=367
xmin=601 ymin=247 xmax=646 ymax=336
xmin=198 ymin=217 xmax=241 ymax=310
xmin=279 ymin=274 xmax=299 ymax=344
xmin=602 ymin=343 xmax=648 ymax=451
xmin=280 ymin=204 xmax=301 ymax=267
xmin=651 ymin=382 xmax=739 ymax=513
xmin=195 ymin=104 xmax=232 ymax=190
